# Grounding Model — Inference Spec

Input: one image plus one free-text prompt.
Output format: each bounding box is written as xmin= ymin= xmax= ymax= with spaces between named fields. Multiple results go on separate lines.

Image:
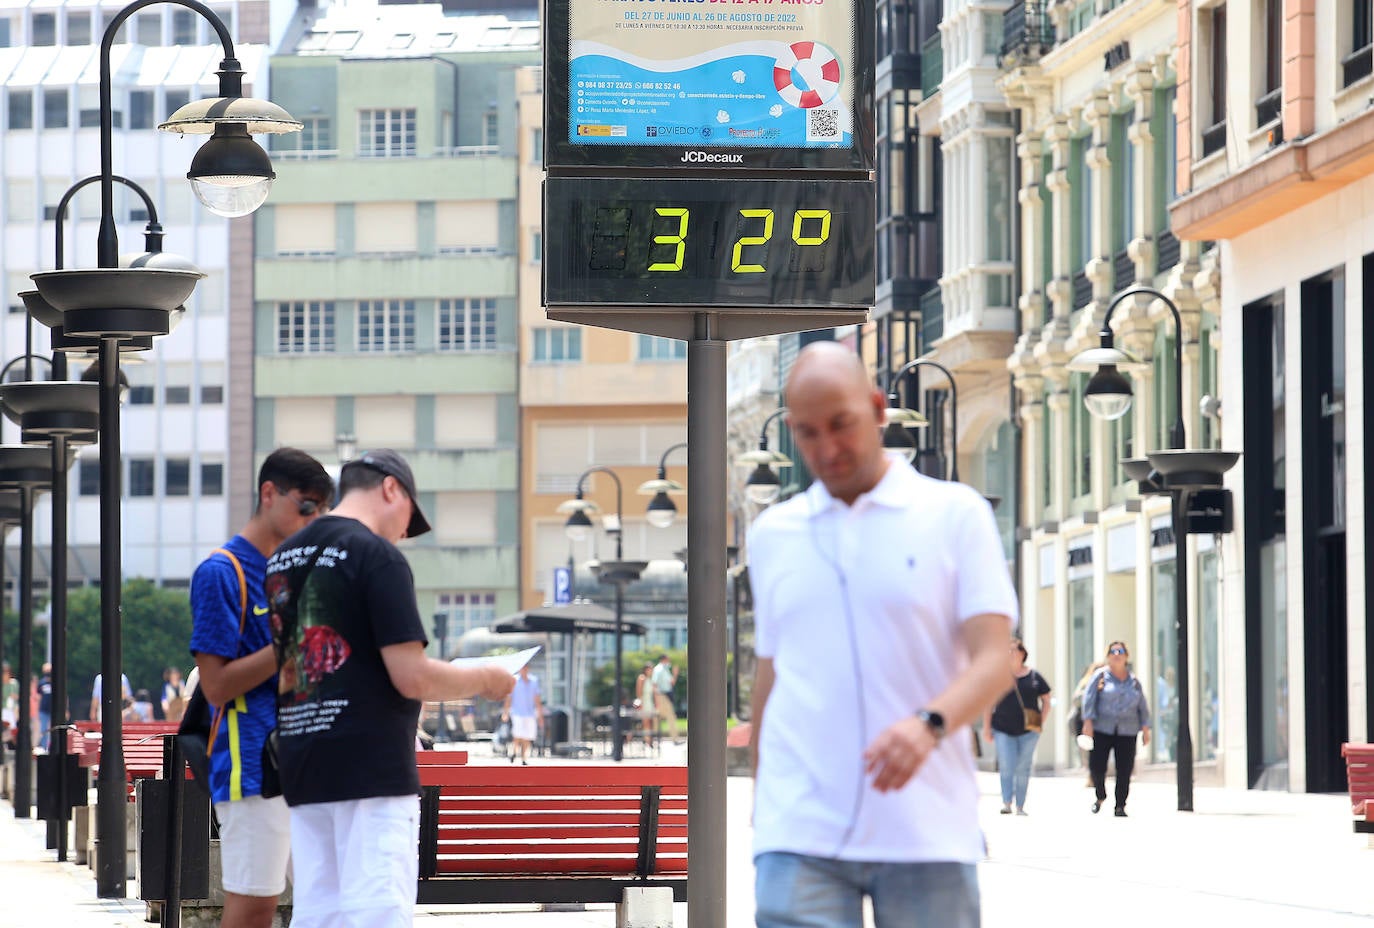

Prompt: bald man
xmin=746 ymin=342 xmax=1017 ymax=928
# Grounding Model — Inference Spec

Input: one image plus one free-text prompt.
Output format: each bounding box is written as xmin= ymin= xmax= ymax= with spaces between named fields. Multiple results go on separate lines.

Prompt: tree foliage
xmin=3 ymin=579 xmax=193 ymax=720
xmin=585 ymin=647 xmax=690 ymax=715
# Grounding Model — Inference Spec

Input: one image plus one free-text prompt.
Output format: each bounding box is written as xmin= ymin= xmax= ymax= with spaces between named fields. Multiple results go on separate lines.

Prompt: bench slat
xmin=436 ymin=857 xmax=688 ymax=875
xmin=419 ymin=766 xmax=687 ymax=788
xmin=437 ymin=825 xmax=688 ymax=841
xmin=437 ymin=841 xmax=686 ymax=857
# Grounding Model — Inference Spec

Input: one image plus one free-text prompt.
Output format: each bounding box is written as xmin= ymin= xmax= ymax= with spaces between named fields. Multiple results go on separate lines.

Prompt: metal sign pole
xmin=686 ymin=314 xmax=727 ymax=927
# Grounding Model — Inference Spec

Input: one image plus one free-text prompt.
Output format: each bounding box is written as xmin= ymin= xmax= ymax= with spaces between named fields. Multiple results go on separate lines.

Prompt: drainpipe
xmin=1010 ymin=108 xmax=1025 ymax=615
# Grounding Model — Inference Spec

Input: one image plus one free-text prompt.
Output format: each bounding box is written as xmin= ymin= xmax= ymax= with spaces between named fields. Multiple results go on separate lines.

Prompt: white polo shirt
xmin=747 ymin=455 xmax=1017 ymax=863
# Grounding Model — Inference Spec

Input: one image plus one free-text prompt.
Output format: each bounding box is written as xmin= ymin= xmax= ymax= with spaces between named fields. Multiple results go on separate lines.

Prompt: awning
xmin=492 ymin=602 xmax=646 ymax=637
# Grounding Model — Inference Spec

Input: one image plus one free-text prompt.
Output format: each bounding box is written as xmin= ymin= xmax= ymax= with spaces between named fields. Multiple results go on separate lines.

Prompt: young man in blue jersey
xmin=190 ymin=448 xmax=333 ymax=928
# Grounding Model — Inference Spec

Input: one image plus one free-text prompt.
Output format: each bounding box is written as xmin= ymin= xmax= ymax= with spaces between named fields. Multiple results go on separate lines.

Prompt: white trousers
xmin=288 ymin=794 xmax=419 ymax=928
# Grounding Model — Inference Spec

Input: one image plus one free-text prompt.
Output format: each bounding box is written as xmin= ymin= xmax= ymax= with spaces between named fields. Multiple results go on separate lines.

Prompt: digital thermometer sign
xmin=544 ymin=176 xmax=874 ymax=310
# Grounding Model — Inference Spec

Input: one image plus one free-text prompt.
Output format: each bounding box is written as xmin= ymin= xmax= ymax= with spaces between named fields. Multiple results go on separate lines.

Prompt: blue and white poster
xmin=568 ymin=0 xmax=855 ymax=150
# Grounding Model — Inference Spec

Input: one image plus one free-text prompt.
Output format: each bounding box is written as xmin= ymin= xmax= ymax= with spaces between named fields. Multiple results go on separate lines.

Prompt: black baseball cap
xmin=343 ymin=449 xmax=432 ymax=538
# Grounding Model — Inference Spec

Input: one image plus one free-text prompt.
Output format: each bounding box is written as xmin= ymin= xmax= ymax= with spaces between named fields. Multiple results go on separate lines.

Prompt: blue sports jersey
xmin=189 ymin=534 xmax=277 ymax=803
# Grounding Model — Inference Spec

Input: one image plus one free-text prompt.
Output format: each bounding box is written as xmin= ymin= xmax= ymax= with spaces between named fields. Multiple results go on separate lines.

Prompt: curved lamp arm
xmin=575 ymin=466 xmax=624 ymax=560
xmin=758 ymin=407 xmax=788 ymax=450
xmin=99 ymin=0 xmax=237 ymax=267
xmin=890 ymin=357 xmax=959 ymax=482
xmin=1098 ymin=287 xmax=1185 ymax=451
xmin=655 ymin=441 xmax=688 ymax=478
xmin=55 ymin=174 xmax=161 ymax=272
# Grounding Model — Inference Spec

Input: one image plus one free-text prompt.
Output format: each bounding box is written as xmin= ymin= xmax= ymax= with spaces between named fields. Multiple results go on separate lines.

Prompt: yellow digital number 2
xmin=731 ymin=209 xmax=775 ymax=274
xmin=648 ymin=208 xmax=689 ymax=272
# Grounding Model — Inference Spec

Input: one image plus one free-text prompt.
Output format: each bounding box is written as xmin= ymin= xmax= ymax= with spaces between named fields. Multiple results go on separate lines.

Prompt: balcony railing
xmin=1003 ymin=1 xmax=1054 ymax=61
xmin=1344 ymin=43 xmax=1373 ymax=87
xmin=1072 ymin=271 xmax=1092 ymax=310
xmin=1156 ymin=230 xmax=1181 ymax=271
xmin=1113 ymin=248 xmax=1135 ymax=293
xmin=1255 ymin=88 xmax=1281 ymax=128
xmin=919 ymin=286 xmax=944 ymax=348
xmin=920 ymin=32 xmax=943 ymax=97
xmin=1201 ymin=121 xmax=1226 ymax=158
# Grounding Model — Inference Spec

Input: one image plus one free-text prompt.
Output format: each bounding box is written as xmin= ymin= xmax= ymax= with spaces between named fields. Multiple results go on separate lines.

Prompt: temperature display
xmin=544 ymin=176 xmax=875 ymax=310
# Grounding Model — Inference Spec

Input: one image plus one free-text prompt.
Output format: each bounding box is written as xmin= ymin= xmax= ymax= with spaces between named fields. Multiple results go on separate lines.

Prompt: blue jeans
xmin=993 ymin=730 xmax=1040 ymax=809
xmin=38 ymin=711 xmax=50 ymax=751
xmin=755 ymin=852 xmax=979 ymax=928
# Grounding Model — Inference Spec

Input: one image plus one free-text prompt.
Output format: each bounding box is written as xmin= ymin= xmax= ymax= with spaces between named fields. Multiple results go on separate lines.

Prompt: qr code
xmin=807 ymin=108 xmax=841 ymax=141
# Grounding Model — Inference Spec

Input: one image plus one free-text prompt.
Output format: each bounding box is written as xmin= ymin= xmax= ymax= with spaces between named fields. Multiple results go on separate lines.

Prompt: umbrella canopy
xmin=492 ymin=602 xmax=646 ymax=637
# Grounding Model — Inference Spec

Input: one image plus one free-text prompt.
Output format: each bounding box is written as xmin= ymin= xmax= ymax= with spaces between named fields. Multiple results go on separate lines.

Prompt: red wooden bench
xmin=1342 ymin=742 xmax=1374 ymax=835
xmin=416 ymin=764 xmax=687 ymax=909
xmin=74 ymin=721 xmax=182 ymax=799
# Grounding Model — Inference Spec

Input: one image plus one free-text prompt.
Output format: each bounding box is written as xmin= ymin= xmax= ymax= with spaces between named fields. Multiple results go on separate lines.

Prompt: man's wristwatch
xmin=916 ymin=709 xmax=946 ymax=742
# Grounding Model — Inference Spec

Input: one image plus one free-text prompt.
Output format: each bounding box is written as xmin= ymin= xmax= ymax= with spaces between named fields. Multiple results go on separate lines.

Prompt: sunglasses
xmin=1108 ymin=647 xmax=1128 ymax=656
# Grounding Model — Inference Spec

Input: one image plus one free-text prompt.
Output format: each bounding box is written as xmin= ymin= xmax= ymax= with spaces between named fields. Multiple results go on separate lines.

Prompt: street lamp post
xmin=1068 ymin=287 xmax=1239 ymax=812
xmin=886 ymin=357 xmax=958 ymax=481
xmin=561 ymin=468 xmax=646 ymax=761
xmin=639 ymin=442 xmax=687 ymax=529
xmin=28 ymin=0 xmax=300 ymax=897
xmin=734 ymin=408 xmax=793 ymax=506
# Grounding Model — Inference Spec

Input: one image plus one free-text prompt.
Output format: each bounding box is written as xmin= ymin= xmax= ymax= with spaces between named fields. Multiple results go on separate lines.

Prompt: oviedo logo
xmin=679 ymin=151 xmax=744 ymax=163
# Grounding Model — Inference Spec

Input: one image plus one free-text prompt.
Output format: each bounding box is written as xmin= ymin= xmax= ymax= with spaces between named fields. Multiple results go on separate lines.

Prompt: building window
xmin=32 ymin=11 xmax=55 ymax=45
xmin=128 ymin=459 xmax=155 ymax=497
xmin=299 ymin=116 xmax=332 ymax=151
xmin=128 ymin=385 xmax=155 ymax=405
xmin=165 ymin=385 xmax=190 ymax=404
xmin=358 ymin=108 xmax=416 ymax=157
xmin=532 ymin=327 xmax=582 ymax=362
xmin=1202 ymin=6 xmax=1226 ymax=156
xmin=636 ymin=334 xmax=686 ymax=361
xmin=1073 ymin=137 xmax=1092 ymax=268
xmin=530 ymin=127 xmax=542 ymax=161
xmin=530 ymin=230 xmax=542 ymax=263
xmin=79 ymin=460 xmax=99 ymax=496
xmin=276 ymin=300 xmax=336 ymax=353
xmin=136 ymin=11 xmax=159 ymax=45
xmin=201 ymin=462 xmax=223 ymax=496
xmin=201 ymin=384 xmax=223 ymax=404
xmin=67 ymin=11 xmax=91 ymax=45
xmin=9 ymin=90 xmax=32 ymax=129
xmin=171 ymin=9 xmax=195 ymax=43
xmin=1111 ymin=113 xmax=1135 ymax=251
xmin=165 ymin=458 xmax=190 ymax=496
xmin=43 ymin=88 xmax=67 ymax=128
xmin=358 ymin=299 xmax=416 ymax=352
xmin=483 ymin=109 xmax=499 ymax=147
xmin=164 ymin=89 xmax=189 ymax=120
xmin=438 ymin=297 xmax=497 ymax=351
xmin=130 ymin=90 xmax=154 ymax=129
xmin=435 ymin=591 xmax=497 ymax=640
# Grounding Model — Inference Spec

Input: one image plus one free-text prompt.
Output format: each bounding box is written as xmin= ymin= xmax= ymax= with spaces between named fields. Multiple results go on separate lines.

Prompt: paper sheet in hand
xmin=449 ymin=645 xmax=540 ymax=675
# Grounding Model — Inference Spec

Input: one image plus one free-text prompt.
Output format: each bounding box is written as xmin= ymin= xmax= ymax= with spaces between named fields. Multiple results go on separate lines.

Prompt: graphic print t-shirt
xmin=266 ymin=516 xmax=428 ymax=807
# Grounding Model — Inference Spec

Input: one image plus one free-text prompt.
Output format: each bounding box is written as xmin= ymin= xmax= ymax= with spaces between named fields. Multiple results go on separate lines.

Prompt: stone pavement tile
xmin=0 ymin=807 xmax=147 ymax=928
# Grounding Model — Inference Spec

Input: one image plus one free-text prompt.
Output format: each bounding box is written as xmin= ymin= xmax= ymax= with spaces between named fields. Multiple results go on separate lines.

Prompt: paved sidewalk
xmin=2 ymin=760 xmax=1371 ymax=927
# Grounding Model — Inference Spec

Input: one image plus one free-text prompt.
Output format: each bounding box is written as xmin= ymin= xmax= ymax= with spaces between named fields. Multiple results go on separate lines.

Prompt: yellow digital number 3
xmin=648 ymin=208 xmax=689 ymax=272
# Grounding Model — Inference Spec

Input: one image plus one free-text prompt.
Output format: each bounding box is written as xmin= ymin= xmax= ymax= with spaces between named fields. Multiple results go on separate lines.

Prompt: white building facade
xmin=0 ymin=0 xmax=278 ymax=590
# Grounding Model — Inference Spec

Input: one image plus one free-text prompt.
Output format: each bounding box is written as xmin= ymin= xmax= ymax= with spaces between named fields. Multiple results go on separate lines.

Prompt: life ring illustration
xmin=772 ymin=41 xmax=841 ymax=109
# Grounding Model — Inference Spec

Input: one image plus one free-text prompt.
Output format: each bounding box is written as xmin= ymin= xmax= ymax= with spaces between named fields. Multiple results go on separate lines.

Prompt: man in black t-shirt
xmin=267 ymin=449 xmax=514 ymax=928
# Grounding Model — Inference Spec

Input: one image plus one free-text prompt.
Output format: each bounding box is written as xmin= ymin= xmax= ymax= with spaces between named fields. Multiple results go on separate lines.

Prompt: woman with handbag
xmin=1082 ymin=640 xmax=1151 ymax=817
xmin=982 ymin=638 xmax=1052 ymax=815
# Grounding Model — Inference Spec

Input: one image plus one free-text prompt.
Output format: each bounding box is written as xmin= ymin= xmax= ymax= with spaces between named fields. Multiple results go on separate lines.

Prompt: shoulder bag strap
xmin=204 ymin=547 xmax=249 ymax=754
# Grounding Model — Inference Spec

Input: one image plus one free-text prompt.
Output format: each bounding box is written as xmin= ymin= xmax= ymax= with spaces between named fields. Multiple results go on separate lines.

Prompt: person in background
xmin=1082 ymin=641 xmax=1151 ymax=817
xmin=982 ymin=639 xmax=1051 ymax=815
xmin=502 ymin=664 xmax=543 ymax=765
xmin=89 ymin=671 xmax=131 ymax=723
xmin=162 ymin=666 xmax=187 ymax=722
xmin=36 ymin=663 xmax=52 ymax=751
xmin=636 ymin=662 xmax=656 ymax=746
xmin=1069 ymin=660 xmax=1106 ymax=786
xmin=651 ymin=654 xmax=681 ymax=743
xmin=126 ymin=689 xmax=155 ymax=723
